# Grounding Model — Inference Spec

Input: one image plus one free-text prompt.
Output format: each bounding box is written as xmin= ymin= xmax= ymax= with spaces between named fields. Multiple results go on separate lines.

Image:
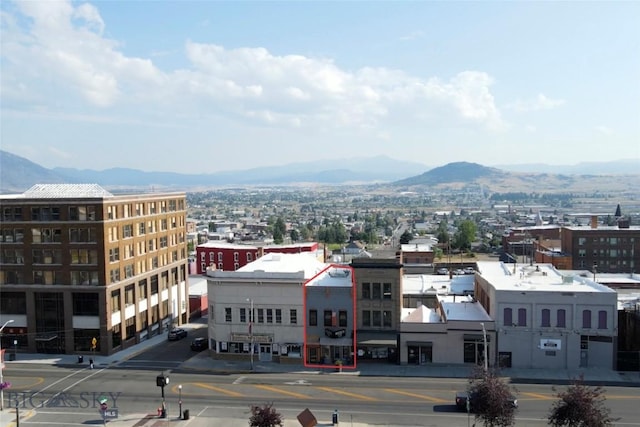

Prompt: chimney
xmin=257 ymin=246 xmax=265 ymax=259
xmin=590 ymin=215 xmax=598 ymax=229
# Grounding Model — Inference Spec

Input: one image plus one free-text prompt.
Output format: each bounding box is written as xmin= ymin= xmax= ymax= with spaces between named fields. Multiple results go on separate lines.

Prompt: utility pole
xmin=247 ymin=298 xmax=254 ymax=370
xmin=480 ymin=322 xmax=488 ymax=372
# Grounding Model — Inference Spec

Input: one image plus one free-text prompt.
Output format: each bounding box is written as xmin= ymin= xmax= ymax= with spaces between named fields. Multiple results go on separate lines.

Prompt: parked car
xmin=455 ymin=390 xmax=518 ymax=412
xmin=190 ymin=337 xmax=207 ymax=351
xmin=463 ymin=267 xmax=475 ymax=274
xmin=168 ymin=328 xmax=187 ymax=341
xmin=436 ymin=268 xmax=449 ymax=275
xmin=454 ymin=269 xmax=465 ymax=275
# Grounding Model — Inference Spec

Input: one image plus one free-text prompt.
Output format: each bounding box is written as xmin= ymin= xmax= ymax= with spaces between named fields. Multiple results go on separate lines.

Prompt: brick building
xmin=0 ymin=184 xmax=189 ymax=355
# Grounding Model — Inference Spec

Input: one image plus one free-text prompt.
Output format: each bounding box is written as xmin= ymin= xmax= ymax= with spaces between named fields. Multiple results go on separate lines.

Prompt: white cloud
xmin=1 ymin=0 xmax=507 ymax=133
xmin=506 ymin=93 xmax=566 ymax=112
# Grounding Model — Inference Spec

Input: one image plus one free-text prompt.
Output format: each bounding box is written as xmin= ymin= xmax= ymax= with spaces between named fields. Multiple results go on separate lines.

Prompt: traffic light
xmin=156 ymin=375 xmax=169 ymax=387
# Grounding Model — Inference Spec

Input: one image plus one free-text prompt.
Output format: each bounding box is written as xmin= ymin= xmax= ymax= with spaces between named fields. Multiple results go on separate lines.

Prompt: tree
xmin=548 ymin=376 xmax=617 ymax=427
xmin=468 ymin=368 xmax=517 ymax=427
xmin=453 ymin=219 xmax=477 ymax=251
xmin=399 ymin=230 xmax=413 ymax=245
xmin=272 ymin=217 xmax=286 ymax=244
xmin=436 ymin=220 xmax=450 ymax=246
xmin=289 ymin=229 xmax=299 ymax=242
xmin=249 ymin=403 xmax=283 ymax=427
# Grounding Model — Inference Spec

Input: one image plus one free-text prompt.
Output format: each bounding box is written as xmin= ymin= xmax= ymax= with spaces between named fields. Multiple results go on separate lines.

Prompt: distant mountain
xmin=495 ymin=159 xmax=640 ymax=175
xmin=2 ymin=149 xmax=638 ymax=194
xmin=0 ymin=150 xmax=73 ymax=193
xmin=393 ymin=162 xmax=505 ymax=186
xmin=0 ymin=150 xmax=428 ymax=192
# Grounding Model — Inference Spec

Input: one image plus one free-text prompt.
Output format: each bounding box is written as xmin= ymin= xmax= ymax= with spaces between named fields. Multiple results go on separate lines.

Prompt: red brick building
xmin=195 ymin=242 xmax=319 ymax=274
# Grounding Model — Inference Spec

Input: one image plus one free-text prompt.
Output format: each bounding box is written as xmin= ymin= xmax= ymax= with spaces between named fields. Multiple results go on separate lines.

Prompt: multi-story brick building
xmin=0 ymin=184 xmax=189 ymax=355
xmin=195 ymin=241 xmax=319 ymax=273
xmin=561 ymin=216 xmax=639 ymax=274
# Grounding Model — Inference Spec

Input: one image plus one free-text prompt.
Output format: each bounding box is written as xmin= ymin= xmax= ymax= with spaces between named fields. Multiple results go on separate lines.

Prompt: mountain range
xmin=0 ymin=149 xmax=638 ymax=194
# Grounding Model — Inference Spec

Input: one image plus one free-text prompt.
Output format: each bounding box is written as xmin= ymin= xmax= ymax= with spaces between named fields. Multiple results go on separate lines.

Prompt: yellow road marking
xmin=7 ymin=377 xmax=45 ymax=389
xmin=521 ymin=392 xmax=554 ymax=400
xmin=316 ymin=386 xmax=378 ymax=401
xmin=384 ymin=388 xmax=449 ymax=403
xmin=192 ymin=382 xmax=244 ymax=397
xmin=255 ymin=384 xmax=311 ymax=399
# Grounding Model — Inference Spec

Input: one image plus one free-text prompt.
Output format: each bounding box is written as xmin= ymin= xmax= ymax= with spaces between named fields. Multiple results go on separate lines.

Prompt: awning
xmin=356 ymin=332 xmax=398 ymax=346
xmin=463 ymin=334 xmax=491 ymax=342
xmin=319 ymin=337 xmax=354 ymax=346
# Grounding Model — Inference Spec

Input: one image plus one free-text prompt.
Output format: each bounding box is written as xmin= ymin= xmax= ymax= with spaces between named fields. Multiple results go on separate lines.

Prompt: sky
xmin=1 ymin=1 xmax=639 ymax=174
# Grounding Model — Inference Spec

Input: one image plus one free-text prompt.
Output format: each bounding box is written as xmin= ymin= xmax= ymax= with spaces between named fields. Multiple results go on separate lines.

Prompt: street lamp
xmin=480 ymin=322 xmax=488 ymax=372
xmin=593 ymin=262 xmax=598 ymax=282
xmin=1 ymin=319 xmax=15 ymax=411
xmin=246 ymin=298 xmax=254 ymax=370
xmin=178 ymin=384 xmax=182 ymax=419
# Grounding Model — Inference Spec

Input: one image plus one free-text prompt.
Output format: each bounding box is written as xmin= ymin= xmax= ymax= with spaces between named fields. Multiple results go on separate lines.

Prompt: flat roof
xmin=440 ymin=295 xmax=493 ymax=321
xmin=402 ymin=274 xmax=474 ymax=295
xmin=305 ymin=265 xmax=353 ymax=288
xmin=207 ymin=252 xmax=326 ymax=280
xmin=476 ymin=261 xmax=616 ymax=294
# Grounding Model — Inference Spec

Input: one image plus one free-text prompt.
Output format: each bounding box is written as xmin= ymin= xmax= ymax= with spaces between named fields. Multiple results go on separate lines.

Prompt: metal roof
xmin=23 ymin=184 xmax=113 ymax=198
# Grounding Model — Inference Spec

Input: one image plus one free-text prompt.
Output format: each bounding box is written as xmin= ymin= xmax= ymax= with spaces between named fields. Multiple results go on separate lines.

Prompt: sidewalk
xmin=5 ymin=320 xmax=640 ymax=387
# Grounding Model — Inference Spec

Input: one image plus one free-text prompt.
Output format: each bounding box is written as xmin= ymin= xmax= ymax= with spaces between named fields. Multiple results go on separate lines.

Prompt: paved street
xmin=1 ymin=321 xmax=639 ymax=427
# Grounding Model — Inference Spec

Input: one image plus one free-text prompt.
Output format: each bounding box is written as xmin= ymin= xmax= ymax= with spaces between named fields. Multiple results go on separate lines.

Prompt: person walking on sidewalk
xmin=89 ymin=358 xmax=94 ymax=369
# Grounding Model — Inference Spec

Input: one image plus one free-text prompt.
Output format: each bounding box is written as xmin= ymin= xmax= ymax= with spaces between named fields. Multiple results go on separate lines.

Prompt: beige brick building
xmin=0 ymin=184 xmax=189 ymax=355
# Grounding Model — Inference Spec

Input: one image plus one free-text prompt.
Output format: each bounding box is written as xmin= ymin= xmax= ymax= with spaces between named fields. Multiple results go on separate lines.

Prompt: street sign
xmin=91 ymin=337 xmax=97 ymax=350
xmin=103 ymin=409 xmax=118 ymax=419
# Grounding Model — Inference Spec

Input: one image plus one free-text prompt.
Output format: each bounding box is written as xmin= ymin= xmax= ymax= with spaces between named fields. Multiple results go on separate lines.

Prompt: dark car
xmin=168 ymin=328 xmax=187 ymax=341
xmin=190 ymin=337 xmax=207 ymax=351
xmin=455 ymin=391 xmax=517 ymax=412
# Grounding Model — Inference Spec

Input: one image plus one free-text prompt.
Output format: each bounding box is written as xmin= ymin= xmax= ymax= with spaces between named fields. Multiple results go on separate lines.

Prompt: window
xmin=71 ymin=271 xmax=99 ymax=286
xmin=362 ymin=310 xmax=370 ymax=327
xmin=125 ymin=285 xmax=135 ymax=306
xmin=234 ymin=252 xmax=239 ymax=261
xmin=338 ymin=310 xmax=347 ymax=327
xmin=69 ymin=206 xmax=95 ymax=221
xmin=225 ymin=307 xmax=232 ymax=322
xmin=578 ymin=237 xmax=586 ymax=245
xmin=598 ymin=310 xmax=607 ymax=329
xmin=290 ymin=309 xmax=297 ymax=324
xmin=138 ymin=222 xmax=146 ymax=235
xmin=109 ymin=247 xmax=120 ymax=262
xmin=275 ymin=309 xmax=282 ymax=324
xmin=309 ymin=309 xmax=317 ymax=326
xmin=517 ymin=308 xmax=526 ymax=327
xmin=239 ymin=307 xmax=247 ymax=323
xmin=362 ymin=282 xmax=371 ymax=299
xmin=582 ymin=309 xmax=592 ymax=329
xmin=324 ymin=310 xmax=333 ymax=327
xmin=266 ymin=309 xmax=273 ymax=323
xmin=383 ymin=311 xmax=392 ymax=327
xmin=372 ymin=311 xmax=382 ymax=327
xmin=557 ymin=309 xmax=566 ymax=328
xmin=541 ymin=309 xmax=550 ymax=327
xmin=257 ymin=308 xmax=264 ymax=323
xmin=32 ymin=249 xmax=62 ymax=264
xmin=138 ymin=280 xmax=147 ymax=299
xmin=247 ymin=253 xmax=253 ymax=262
xmin=124 ymin=264 xmax=134 ymax=279
xmin=111 ymin=290 xmax=120 ymax=312
xmin=218 ymin=252 xmax=223 ymax=261
xmin=383 ymin=283 xmax=392 ymax=299
xmin=110 ymin=268 xmax=120 ymax=283
xmin=159 ymin=236 xmax=168 ymax=248
xmin=32 ymin=228 xmax=62 ymax=243
xmin=123 ymin=224 xmax=133 ymax=238
xmin=503 ymin=308 xmax=513 ymax=326
xmin=372 ymin=282 xmax=381 ymax=299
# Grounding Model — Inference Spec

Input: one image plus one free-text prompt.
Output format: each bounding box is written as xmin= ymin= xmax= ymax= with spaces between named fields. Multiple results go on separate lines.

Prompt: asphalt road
xmin=3 ymin=337 xmax=640 ymax=426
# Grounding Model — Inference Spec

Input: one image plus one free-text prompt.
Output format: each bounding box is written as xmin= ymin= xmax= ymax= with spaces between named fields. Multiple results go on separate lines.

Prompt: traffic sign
xmin=104 ymin=409 xmax=118 ymax=419
xmin=91 ymin=337 xmax=97 ymax=350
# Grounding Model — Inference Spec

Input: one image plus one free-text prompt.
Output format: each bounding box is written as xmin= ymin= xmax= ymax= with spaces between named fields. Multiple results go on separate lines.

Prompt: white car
xmin=463 ymin=267 xmax=475 ymax=274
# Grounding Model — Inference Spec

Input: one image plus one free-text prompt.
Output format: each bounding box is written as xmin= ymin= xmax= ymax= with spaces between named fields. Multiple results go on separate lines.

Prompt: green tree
xmin=548 ymin=376 xmax=617 ymax=427
xmin=249 ymin=403 xmax=283 ymax=427
xmin=468 ymin=368 xmax=517 ymax=427
xmin=399 ymin=230 xmax=413 ymax=245
xmin=436 ymin=221 xmax=450 ymax=246
xmin=272 ymin=217 xmax=286 ymax=244
xmin=454 ymin=220 xmax=477 ymax=251
xmin=289 ymin=229 xmax=300 ymax=242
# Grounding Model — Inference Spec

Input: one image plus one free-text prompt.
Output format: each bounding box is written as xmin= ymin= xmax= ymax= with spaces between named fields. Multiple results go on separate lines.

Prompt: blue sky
xmin=1 ymin=1 xmax=639 ymax=173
